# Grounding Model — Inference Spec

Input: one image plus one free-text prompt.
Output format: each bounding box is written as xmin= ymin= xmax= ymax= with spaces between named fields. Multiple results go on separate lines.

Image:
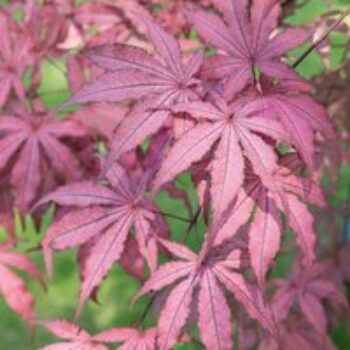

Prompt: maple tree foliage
xmin=0 ymin=107 xmax=89 ymax=213
xmin=272 ymin=260 xmax=347 ymax=333
xmin=0 ymin=0 xmax=348 ymax=349
xmin=135 ymin=237 xmax=275 ymax=350
xmin=69 ymin=17 xmax=203 ymax=168
xmin=189 ymin=0 xmax=308 ymax=96
xmin=40 ymin=319 xmax=156 ymax=350
xmin=37 ymin=162 xmax=166 ymax=316
xmin=153 ymin=94 xmax=290 ymax=221
xmin=0 ymin=242 xmax=43 ymax=327
xmin=0 ymin=12 xmax=32 ymax=107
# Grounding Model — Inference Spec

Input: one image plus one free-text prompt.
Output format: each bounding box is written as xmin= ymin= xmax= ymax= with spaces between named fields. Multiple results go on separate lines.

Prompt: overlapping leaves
xmin=37 ymin=163 xmax=164 ymax=316
xmin=136 ymin=237 xmax=275 ymax=350
xmin=0 ymin=110 xmax=88 ymax=213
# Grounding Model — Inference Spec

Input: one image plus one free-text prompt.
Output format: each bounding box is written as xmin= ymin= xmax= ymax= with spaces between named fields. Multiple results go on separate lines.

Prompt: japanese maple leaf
xmin=0 ymin=110 xmax=88 ymax=213
xmin=153 ymin=94 xmax=290 ymax=220
xmin=247 ymin=78 xmax=335 ymax=170
xmin=0 ymin=13 xmax=32 ymax=107
xmin=213 ymin=164 xmax=326 ymax=284
xmin=70 ymin=102 xmax=128 ymax=140
xmin=136 ymin=238 xmax=275 ymax=350
xmin=149 ymin=0 xmax=215 ymax=35
xmin=40 ymin=320 xmax=155 ymax=350
xmin=0 ymin=242 xmax=43 ymax=327
xmin=92 ymin=326 xmax=156 ymax=350
xmin=24 ymin=2 xmax=67 ymax=63
xmin=272 ymin=260 xmax=348 ymax=333
xmin=188 ymin=0 xmax=308 ymax=96
xmin=38 ymin=163 xmax=163 ymax=316
xmin=68 ymin=18 xmax=203 ymax=166
xmin=0 ymin=176 xmax=14 ymax=237
xmin=260 ymin=321 xmax=337 ymax=350
xmin=66 ymin=55 xmax=128 ymax=140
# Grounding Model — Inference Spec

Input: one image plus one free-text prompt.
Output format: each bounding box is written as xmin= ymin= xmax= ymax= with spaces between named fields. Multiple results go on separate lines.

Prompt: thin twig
xmin=134 ymin=294 xmax=156 ymax=328
xmin=45 ymin=56 xmax=67 ymax=75
xmin=148 ymin=208 xmax=191 ymax=223
xmin=293 ymin=10 xmax=349 ymax=68
xmin=182 ymin=206 xmax=201 ymax=243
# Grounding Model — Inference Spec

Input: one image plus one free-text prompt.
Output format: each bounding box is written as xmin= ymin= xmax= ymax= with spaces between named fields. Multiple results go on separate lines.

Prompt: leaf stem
xmin=181 ymin=206 xmax=201 ymax=243
xmin=293 ymin=10 xmax=349 ymax=68
xmin=148 ymin=208 xmax=191 ymax=223
xmin=134 ymin=294 xmax=156 ymax=328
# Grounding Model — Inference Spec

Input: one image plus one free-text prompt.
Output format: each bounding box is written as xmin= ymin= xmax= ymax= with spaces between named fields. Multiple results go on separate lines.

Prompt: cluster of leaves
xmin=0 ymin=0 xmax=349 ymax=349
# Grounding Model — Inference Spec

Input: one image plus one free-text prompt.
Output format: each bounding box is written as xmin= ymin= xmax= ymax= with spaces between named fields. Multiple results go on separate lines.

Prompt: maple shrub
xmin=0 ymin=0 xmax=349 ymax=349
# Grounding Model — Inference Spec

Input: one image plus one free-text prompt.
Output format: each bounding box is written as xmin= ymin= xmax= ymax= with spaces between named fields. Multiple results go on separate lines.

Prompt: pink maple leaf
xmin=24 ymin=2 xmax=67 ymax=62
xmin=272 ymin=260 xmax=348 ymax=333
xmin=69 ymin=18 xmax=203 ymax=166
xmin=0 ymin=242 xmax=43 ymax=327
xmin=152 ymin=94 xmax=289 ymax=220
xmin=214 ymin=161 xmax=326 ymax=283
xmin=135 ymin=237 xmax=276 ymax=350
xmin=261 ymin=320 xmax=337 ymax=350
xmin=247 ymin=78 xmax=335 ymax=170
xmin=40 ymin=320 xmax=154 ymax=350
xmin=0 ymin=13 xmax=32 ymax=107
xmin=189 ymin=0 xmax=308 ymax=96
xmin=0 ymin=109 xmax=88 ymax=214
xmin=37 ymin=163 xmax=166 ymax=316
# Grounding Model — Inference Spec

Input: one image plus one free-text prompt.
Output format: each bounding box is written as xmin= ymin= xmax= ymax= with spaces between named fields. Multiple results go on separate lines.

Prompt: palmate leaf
xmin=136 ymin=238 xmax=276 ymax=350
xmin=0 ymin=243 xmax=43 ymax=327
xmin=70 ymin=103 xmax=128 ymax=140
xmin=248 ymin=188 xmax=282 ymax=286
xmin=41 ymin=320 xmax=156 ymax=350
xmin=198 ymin=270 xmax=232 ymax=350
xmin=272 ymin=261 xmax=348 ymax=333
xmin=68 ymin=18 xmax=203 ymax=168
xmin=188 ymin=0 xmax=308 ymax=97
xmin=0 ymin=13 xmax=32 ymax=107
xmin=211 ymin=159 xmax=326 ymax=285
xmin=260 ymin=320 xmax=338 ymax=350
xmin=38 ymin=163 xmax=163 ymax=316
xmin=0 ymin=111 xmax=88 ymax=214
xmin=153 ymin=95 xmax=289 ymax=221
xmin=249 ymin=79 xmax=335 ymax=170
